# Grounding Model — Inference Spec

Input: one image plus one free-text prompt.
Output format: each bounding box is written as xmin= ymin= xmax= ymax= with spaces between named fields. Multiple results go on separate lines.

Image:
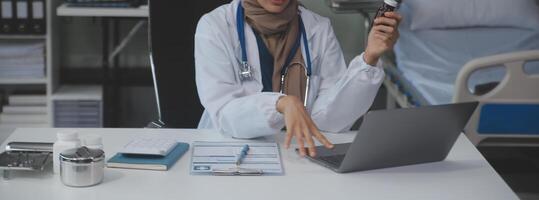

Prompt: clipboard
xmin=190 ymin=141 xmax=284 ymax=176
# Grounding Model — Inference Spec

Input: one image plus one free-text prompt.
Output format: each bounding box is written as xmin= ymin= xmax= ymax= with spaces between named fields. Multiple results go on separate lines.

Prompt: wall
xmin=301 ymin=1 xmax=367 ymax=63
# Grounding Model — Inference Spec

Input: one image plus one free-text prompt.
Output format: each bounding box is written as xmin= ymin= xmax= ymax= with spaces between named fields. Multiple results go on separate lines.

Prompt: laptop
xmin=300 ymin=102 xmax=478 ymax=173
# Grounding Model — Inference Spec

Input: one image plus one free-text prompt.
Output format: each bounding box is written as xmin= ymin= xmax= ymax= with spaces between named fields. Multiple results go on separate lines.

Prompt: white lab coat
xmin=195 ymin=0 xmax=384 ymax=138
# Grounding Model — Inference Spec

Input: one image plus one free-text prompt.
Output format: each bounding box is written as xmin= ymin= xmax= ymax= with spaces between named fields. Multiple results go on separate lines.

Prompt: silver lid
xmin=384 ymin=0 xmax=399 ymax=7
xmin=60 ymin=146 xmax=105 ymax=163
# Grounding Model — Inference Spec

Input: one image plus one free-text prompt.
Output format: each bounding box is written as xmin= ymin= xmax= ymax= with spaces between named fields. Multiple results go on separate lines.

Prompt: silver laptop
xmin=300 ymin=102 xmax=478 ymax=173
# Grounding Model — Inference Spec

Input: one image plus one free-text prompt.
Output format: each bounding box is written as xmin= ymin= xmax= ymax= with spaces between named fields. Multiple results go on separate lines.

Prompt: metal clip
xmin=212 ymin=167 xmax=263 ymax=176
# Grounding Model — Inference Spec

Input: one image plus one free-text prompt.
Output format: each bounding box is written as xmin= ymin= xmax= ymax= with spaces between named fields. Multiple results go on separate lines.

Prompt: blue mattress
xmin=394 ymin=4 xmax=539 ymax=105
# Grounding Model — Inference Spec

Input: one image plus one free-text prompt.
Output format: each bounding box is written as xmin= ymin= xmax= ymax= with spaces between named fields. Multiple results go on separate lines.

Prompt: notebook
xmin=107 ymin=142 xmax=189 ymax=171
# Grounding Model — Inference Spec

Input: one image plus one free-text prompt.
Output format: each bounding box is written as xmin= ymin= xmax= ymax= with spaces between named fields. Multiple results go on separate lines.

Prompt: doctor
xmin=195 ymin=0 xmax=401 ymax=157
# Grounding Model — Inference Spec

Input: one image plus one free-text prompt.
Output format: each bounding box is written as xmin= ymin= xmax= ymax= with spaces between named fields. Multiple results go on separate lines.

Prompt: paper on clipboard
xmin=190 ymin=141 xmax=284 ymax=175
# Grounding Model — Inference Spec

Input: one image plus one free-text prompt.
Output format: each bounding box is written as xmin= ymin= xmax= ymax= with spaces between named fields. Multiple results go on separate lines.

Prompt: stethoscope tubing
xmin=236 ymin=2 xmax=313 ymax=107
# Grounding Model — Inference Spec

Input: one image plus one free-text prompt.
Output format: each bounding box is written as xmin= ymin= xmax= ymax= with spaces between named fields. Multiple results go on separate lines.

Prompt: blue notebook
xmin=107 ymin=142 xmax=190 ymax=171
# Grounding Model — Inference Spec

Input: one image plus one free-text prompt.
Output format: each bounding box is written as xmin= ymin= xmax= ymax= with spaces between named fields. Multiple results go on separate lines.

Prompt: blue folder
xmin=107 ymin=142 xmax=190 ymax=171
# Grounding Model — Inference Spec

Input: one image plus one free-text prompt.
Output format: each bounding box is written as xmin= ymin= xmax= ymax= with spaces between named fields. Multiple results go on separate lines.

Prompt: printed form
xmin=190 ymin=141 xmax=284 ymax=175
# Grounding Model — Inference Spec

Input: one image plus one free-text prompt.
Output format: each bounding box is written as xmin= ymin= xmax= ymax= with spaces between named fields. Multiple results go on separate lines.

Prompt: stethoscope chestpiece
xmin=239 ymin=61 xmax=253 ymax=80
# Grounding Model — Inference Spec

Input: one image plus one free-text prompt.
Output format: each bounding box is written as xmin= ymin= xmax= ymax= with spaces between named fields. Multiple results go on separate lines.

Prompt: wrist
xmin=276 ymin=95 xmax=300 ymax=113
xmin=276 ymin=95 xmax=287 ymax=113
xmin=363 ymin=50 xmax=379 ymax=66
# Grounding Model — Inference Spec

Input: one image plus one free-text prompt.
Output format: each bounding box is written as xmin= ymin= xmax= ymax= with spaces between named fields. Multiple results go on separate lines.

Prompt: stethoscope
xmin=236 ymin=2 xmax=313 ymax=107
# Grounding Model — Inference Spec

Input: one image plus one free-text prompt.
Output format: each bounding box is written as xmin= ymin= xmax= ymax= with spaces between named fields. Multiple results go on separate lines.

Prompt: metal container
xmin=59 ymin=146 xmax=105 ymax=187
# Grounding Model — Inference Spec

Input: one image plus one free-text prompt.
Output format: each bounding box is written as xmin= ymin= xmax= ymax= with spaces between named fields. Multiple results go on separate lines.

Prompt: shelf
xmin=327 ymin=0 xmax=381 ymax=13
xmin=51 ymin=85 xmax=103 ymax=101
xmin=0 ymin=78 xmax=47 ymax=85
xmin=0 ymin=35 xmax=47 ymax=40
xmin=56 ymin=4 xmax=148 ymax=18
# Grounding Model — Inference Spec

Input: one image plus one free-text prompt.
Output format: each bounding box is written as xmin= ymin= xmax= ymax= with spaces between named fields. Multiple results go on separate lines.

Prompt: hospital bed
xmin=382 ymin=2 xmax=539 ymax=146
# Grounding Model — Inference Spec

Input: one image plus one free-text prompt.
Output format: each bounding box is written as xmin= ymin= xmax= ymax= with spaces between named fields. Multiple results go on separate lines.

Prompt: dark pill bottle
xmin=374 ymin=0 xmax=401 ymax=19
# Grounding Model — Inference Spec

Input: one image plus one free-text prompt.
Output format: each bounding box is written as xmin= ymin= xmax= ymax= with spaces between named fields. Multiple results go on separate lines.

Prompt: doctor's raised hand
xmin=364 ymin=12 xmax=402 ymax=65
xmin=194 ymin=0 xmax=401 ymax=159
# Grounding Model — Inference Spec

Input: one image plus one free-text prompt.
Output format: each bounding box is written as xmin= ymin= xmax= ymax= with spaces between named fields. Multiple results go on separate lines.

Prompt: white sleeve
xmin=310 ymin=20 xmax=385 ymax=133
xmin=195 ymin=16 xmax=285 ymax=139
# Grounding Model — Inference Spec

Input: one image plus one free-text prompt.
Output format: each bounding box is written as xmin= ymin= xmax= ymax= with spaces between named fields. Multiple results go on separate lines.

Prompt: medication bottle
xmin=82 ymin=135 xmax=104 ymax=150
xmin=374 ymin=0 xmax=401 ymax=19
xmin=53 ymin=130 xmax=81 ymax=174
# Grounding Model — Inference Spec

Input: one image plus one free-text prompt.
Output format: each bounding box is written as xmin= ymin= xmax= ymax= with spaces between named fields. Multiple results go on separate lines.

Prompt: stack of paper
xmin=2 ymin=105 xmax=47 ymax=114
xmin=53 ymin=100 xmax=102 ymax=127
xmin=8 ymin=95 xmax=47 ymax=106
xmin=0 ymin=94 xmax=48 ymax=128
xmin=0 ymin=41 xmax=45 ymax=79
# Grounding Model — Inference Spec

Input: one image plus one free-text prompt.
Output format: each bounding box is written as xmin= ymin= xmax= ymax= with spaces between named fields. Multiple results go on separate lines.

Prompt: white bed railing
xmin=453 ymin=50 xmax=539 ymax=146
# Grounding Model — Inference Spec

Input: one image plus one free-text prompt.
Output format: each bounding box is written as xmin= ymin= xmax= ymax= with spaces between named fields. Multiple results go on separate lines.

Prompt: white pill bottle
xmin=82 ymin=135 xmax=104 ymax=150
xmin=53 ymin=130 xmax=81 ymax=174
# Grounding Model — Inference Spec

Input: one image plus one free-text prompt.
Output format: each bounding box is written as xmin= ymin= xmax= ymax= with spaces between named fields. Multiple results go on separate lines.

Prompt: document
xmin=190 ymin=141 xmax=284 ymax=175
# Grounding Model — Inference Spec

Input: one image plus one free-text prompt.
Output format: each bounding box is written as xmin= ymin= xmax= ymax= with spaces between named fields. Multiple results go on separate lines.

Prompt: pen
xmin=235 ymin=144 xmax=249 ymax=166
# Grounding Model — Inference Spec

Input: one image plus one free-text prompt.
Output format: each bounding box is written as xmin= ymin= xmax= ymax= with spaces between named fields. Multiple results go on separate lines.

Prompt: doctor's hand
xmin=276 ymin=96 xmax=334 ymax=157
xmin=364 ymin=12 xmax=402 ymax=66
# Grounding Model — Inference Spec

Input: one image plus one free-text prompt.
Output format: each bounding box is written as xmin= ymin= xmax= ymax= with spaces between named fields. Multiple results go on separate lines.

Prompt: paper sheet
xmin=190 ymin=141 xmax=283 ymax=175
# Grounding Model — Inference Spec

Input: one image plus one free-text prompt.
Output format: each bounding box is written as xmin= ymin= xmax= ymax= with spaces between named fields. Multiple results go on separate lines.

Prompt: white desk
xmin=0 ymin=128 xmax=518 ymax=200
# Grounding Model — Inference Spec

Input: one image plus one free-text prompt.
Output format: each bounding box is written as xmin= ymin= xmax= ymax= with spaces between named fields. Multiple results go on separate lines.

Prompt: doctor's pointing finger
xmin=194 ymin=0 xmax=401 ymax=157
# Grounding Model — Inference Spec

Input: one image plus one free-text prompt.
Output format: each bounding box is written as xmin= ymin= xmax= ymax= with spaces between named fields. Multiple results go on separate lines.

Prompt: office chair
xmin=147 ymin=0 xmax=230 ymax=128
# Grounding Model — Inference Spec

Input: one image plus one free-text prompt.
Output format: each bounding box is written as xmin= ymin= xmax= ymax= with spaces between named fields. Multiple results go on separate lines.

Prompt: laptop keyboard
xmin=319 ymin=154 xmax=346 ymax=167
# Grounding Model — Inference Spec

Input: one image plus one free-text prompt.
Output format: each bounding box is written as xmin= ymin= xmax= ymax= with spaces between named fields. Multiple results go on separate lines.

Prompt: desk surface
xmin=0 ymin=128 xmax=517 ymax=200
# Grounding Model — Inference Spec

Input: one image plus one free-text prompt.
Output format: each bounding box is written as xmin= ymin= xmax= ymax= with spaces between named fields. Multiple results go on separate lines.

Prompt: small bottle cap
xmin=384 ymin=0 xmax=399 ymax=7
xmin=83 ymin=135 xmax=103 ymax=146
xmin=57 ymin=130 xmax=79 ymax=141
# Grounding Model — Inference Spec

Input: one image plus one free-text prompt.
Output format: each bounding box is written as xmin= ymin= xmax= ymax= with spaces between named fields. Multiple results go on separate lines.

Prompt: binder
xmin=0 ymin=0 xmax=14 ymax=34
xmin=0 ymin=0 xmax=45 ymax=35
xmin=29 ymin=0 xmax=44 ymax=34
xmin=15 ymin=0 xmax=28 ymax=34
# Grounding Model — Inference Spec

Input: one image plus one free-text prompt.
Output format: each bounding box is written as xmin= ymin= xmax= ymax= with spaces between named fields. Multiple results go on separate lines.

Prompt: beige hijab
xmin=243 ymin=0 xmax=307 ymax=102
